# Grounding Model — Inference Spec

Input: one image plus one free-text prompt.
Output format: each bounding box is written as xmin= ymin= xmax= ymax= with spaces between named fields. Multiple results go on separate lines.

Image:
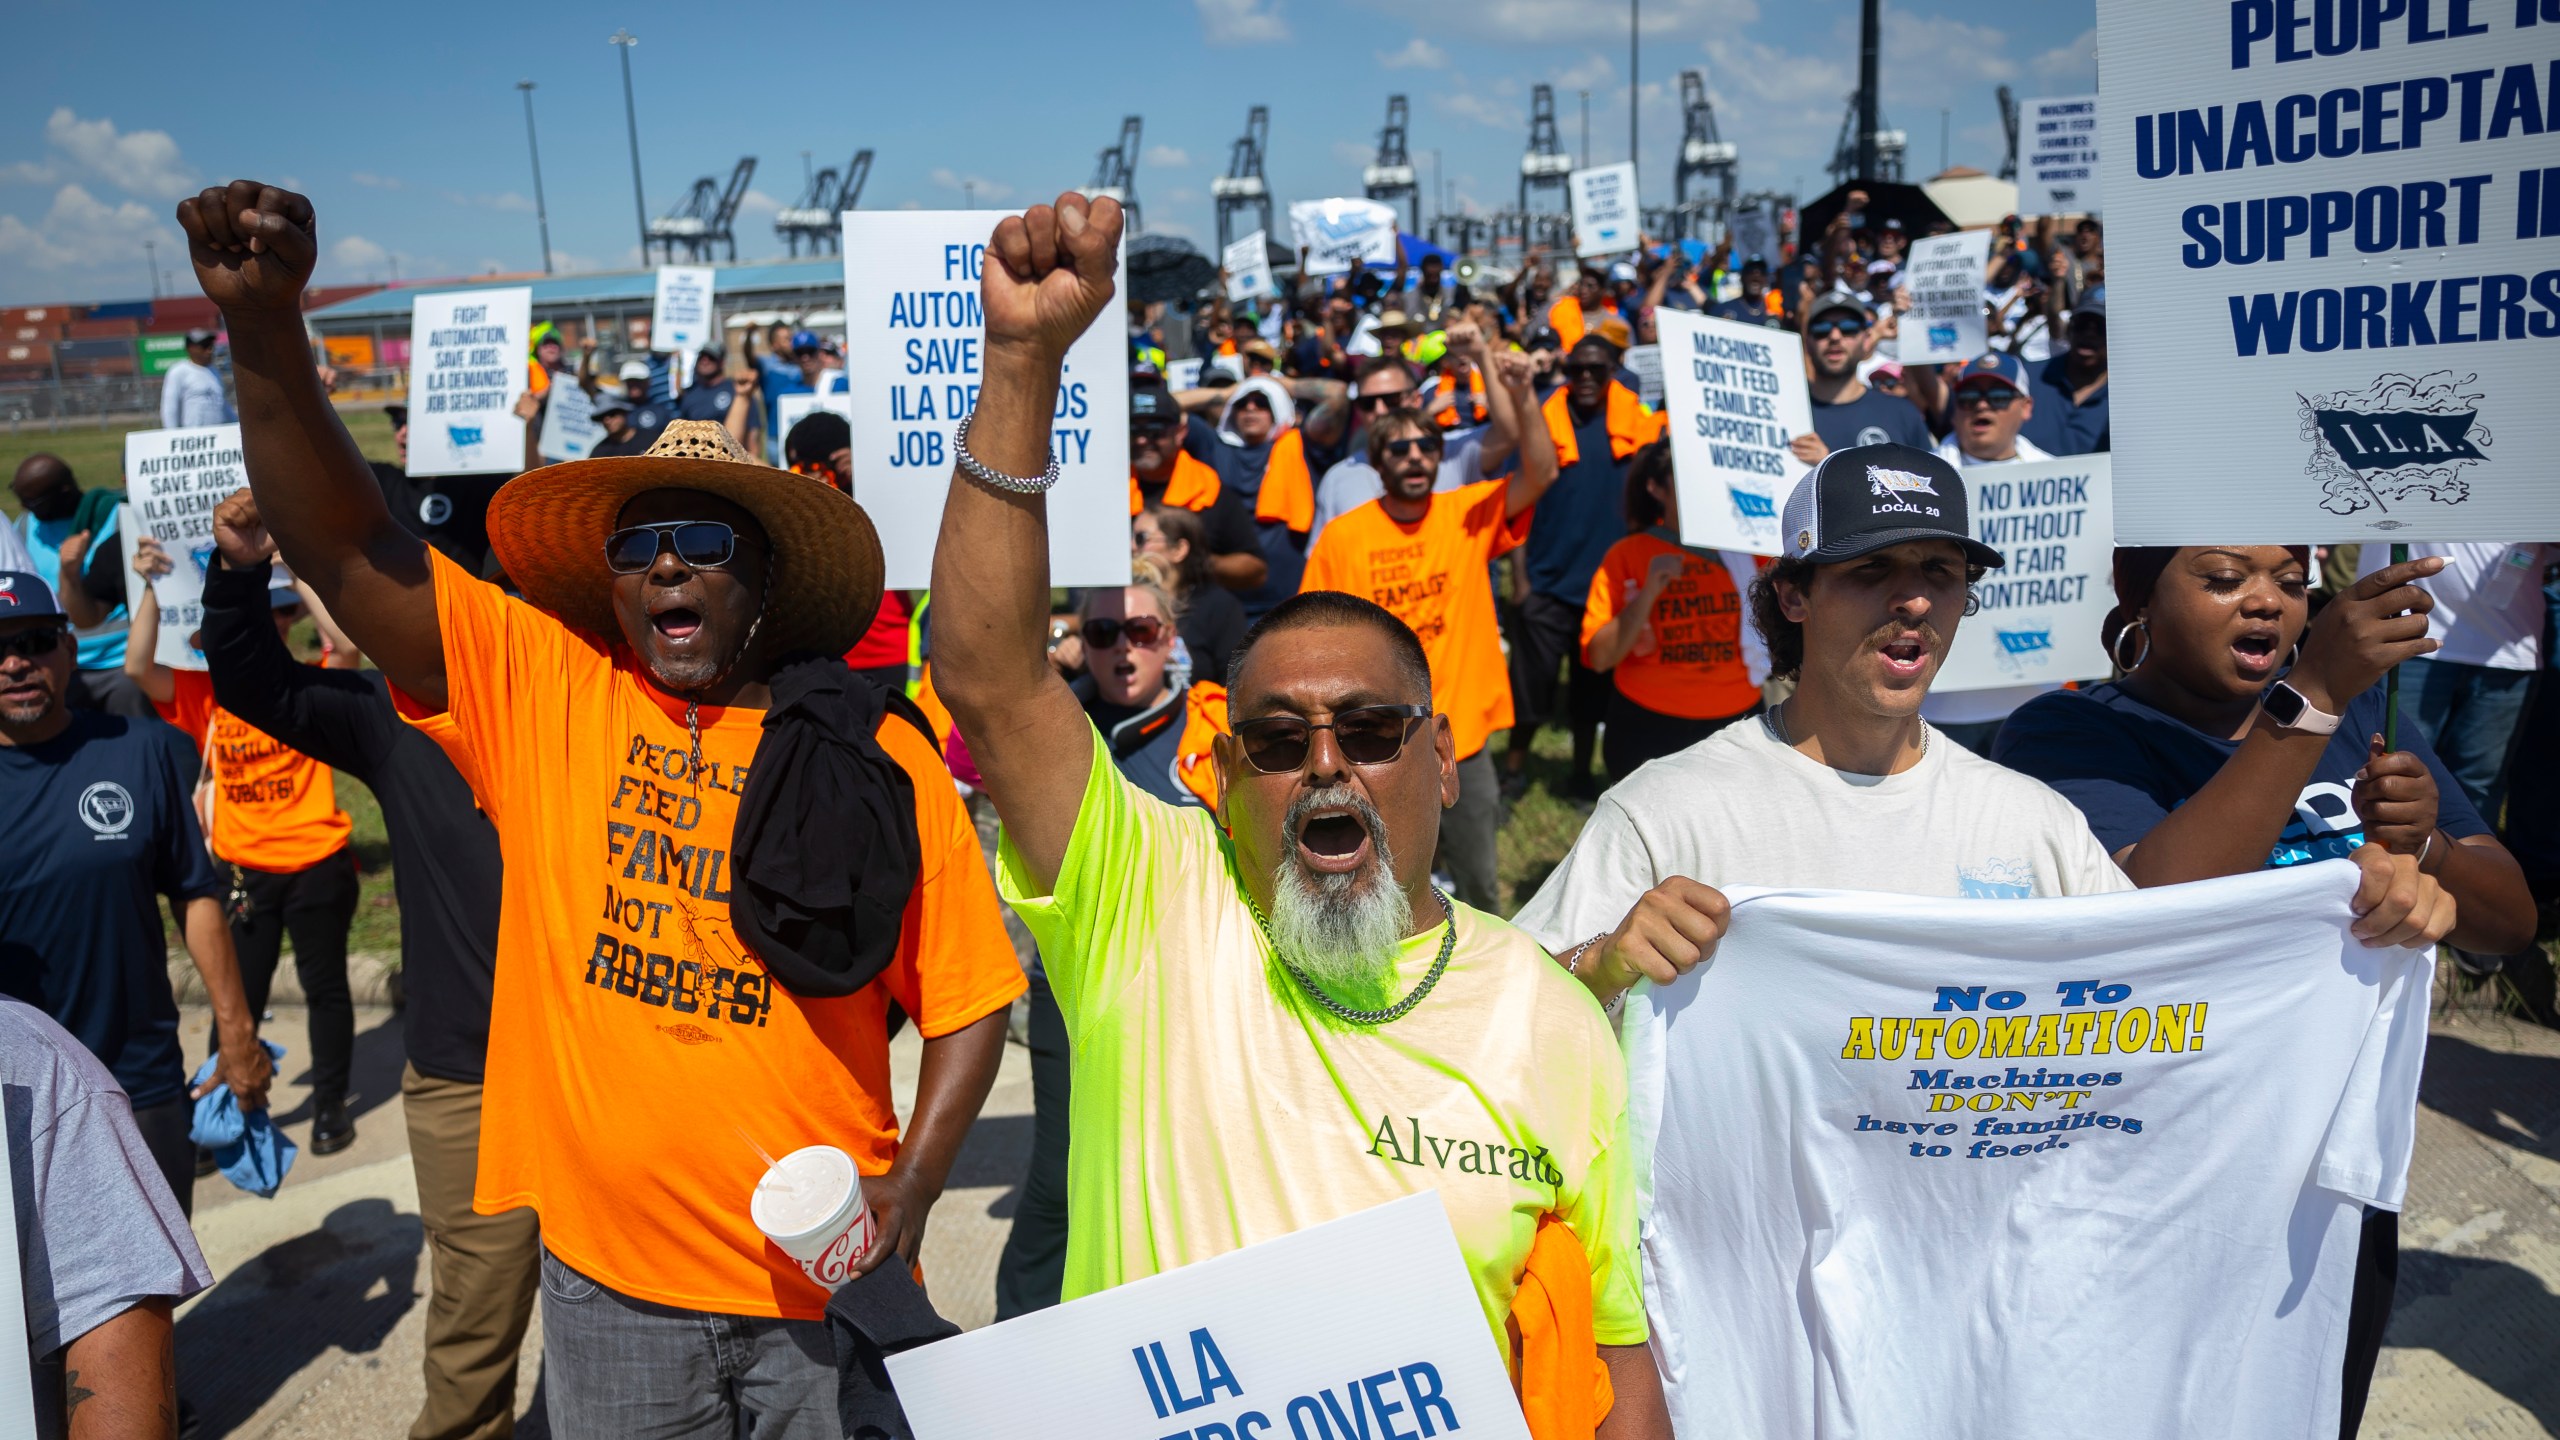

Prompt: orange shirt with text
xmin=421 ymin=550 xmax=1023 ymax=1321
xmin=165 ymin=670 xmax=352 ymax=872
xmin=1582 ymin=534 xmax=1759 ymax=721
xmin=1300 ymin=479 xmax=1527 ymax=759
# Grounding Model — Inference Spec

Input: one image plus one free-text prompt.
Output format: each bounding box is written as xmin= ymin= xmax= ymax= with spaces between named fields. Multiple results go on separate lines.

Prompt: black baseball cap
xmin=1781 ymin=443 xmax=2005 ymax=569
xmin=0 ymin=570 xmax=67 ymax=622
xmin=1130 ymin=383 xmax=1181 ymax=428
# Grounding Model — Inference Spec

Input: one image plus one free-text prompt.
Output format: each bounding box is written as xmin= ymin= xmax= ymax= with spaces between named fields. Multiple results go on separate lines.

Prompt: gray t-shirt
xmin=5 ymin=997 xmax=211 ymax=1435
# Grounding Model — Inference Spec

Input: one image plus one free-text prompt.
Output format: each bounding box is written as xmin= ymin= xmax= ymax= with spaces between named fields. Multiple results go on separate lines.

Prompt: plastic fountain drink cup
xmin=749 ymin=1144 xmax=877 ymax=1290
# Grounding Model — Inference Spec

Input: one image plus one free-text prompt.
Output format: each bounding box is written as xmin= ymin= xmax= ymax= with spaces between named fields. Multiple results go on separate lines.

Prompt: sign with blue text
xmin=840 ymin=211 xmax=1130 ymax=588
xmin=1901 ymin=229 xmax=1994 ymax=366
xmin=1290 ymin=198 xmax=1401 ymax=277
xmin=1932 ymin=456 xmax=2115 ymax=693
xmin=1656 ymin=307 xmax=1812 ymax=556
xmin=886 ymin=1193 xmax=1530 ymax=1440
xmin=122 ymin=424 xmax=247 ymax=670
xmin=1570 ymin=162 xmax=1641 ymax=257
xmin=2097 ymin=0 xmax=2560 ymax=542
xmin=2022 ymin=95 xmax=2105 ymax=216
xmin=405 ymin=288 xmax=531 ymax=477
xmin=651 ymin=265 xmax=717 ymax=364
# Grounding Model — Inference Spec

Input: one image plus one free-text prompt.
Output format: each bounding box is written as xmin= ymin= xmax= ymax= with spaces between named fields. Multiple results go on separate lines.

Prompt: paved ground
xmin=167 ymin=983 xmax=2559 ymax=1438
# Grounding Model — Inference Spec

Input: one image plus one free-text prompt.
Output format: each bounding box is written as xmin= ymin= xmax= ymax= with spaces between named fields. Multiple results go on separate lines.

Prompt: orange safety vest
xmin=1547 ymin=295 xmax=1586 ymax=346
xmin=1129 ymin=449 xmax=1224 ymax=516
xmin=1511 ymin=1215 xmax=1614 ymax=1440
xmin=1542 ymin=382 xmax=1664 ymax=467
xmin=1252 ymin=428 xmax=1315 ymax=534
xmin=1172 ymin=681 xmax=1230 ymax=810
xmin=1433 ymin=369 xmax=1488 ymax=429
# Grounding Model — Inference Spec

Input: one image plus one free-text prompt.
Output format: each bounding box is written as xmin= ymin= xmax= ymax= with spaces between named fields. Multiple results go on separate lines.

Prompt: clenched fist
xmin=176 ymin=180 xmax=317 ymax=319
xmin=983 ymin=192 xmax=1123 ymax=364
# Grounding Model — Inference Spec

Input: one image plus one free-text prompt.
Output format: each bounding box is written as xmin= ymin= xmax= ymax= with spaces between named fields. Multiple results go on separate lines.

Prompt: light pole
xmin=1430 ymin=148 xmax=1441 ymax=227
xmin=609 ymin=30 xmax=648 ymax=263
xmin=1580 ymin=90 xmax=1591 ymax=168
xmin=144 ymin=238 xmax=159 ymax=298
xmin=1629 ymin=0 xmax=1639 ymax=177
xmin=1940 ymin=108 xmax=1951 ymax=172
xmin=518 ymin=81 xmax=555 ymax=275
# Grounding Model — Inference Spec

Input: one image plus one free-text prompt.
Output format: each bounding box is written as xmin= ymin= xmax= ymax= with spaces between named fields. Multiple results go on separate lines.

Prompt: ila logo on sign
xmin=2299 ymin=370 xmax=2491 ymax=523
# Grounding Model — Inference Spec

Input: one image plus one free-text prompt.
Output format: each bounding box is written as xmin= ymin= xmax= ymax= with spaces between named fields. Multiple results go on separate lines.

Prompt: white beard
xmin=1266 ymin=785 xmax=1410 ymax=994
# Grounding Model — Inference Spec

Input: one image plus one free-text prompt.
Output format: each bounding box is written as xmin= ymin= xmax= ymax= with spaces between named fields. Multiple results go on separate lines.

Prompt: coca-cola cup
xmin=749 ymin=1144 xmax=878 ymax=1290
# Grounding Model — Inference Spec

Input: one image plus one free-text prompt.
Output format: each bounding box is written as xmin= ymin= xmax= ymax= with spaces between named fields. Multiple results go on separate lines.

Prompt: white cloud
xmin=1427 ymin=0 xmax=1752 ymax=44
xmin=737 ymin=188 xmax=783 ymax=216
xmin=328 ymin=234 xmax=390 ymax=271
xmin=349 ymin=171 xmax=404 ymax=190
xmin=1333 ymin=139 xmax=1376 ymax=167
xmin=442 ymin=190 xmax=537 ymax=214
xmin=1377 ymin=37 xmax=1446 ymax=69
xmin=2032 ymin=28 xmax=2097 ymax=85
xmin=1554 ymin=54 xmax=1617 ymax=92
xmin=1197 ymin=0 xmax=1289 ymax=45
xmin=40 ymin=109 xmax=192 ymax=197
xmin=0 ymin=183 xmax=165 ymax=270
xmin=1435 ymin=92 xmax=1519 ymax=130
xmin=0 ymin=161 xmax=59 ymax=186
xmin=1145 ymin=145 xmax=1192 ymax=169
xmin=929 ymin=168 xmax=1014 ymax=202
xmin=1879 ymin=12 xmax=2018 ymax=90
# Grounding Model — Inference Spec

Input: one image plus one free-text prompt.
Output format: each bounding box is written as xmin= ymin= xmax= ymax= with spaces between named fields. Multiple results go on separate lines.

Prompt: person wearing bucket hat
xmin=178 ymin=178 xmax=1022 ymax=1435
xmin=933 ymin=190 xmax=1670 ymax=1427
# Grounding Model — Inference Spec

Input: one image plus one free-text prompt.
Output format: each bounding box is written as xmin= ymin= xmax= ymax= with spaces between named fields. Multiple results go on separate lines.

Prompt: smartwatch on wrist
xmin=2262 ymin=680 xmax=2343 ymax=735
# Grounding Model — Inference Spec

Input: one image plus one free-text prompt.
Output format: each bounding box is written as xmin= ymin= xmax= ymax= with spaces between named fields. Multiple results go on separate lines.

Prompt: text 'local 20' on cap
xmin=1781 ymin=443 xmax=2006 ymax=570
xmin=0 ymin=570 xmax=67 ymax=621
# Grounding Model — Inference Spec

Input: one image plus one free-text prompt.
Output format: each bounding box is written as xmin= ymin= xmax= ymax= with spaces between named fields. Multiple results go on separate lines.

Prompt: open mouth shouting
xmin=2230 ymin=626 xmax=2284 ymax=679
xmin=648 ymin=595 xmax=707 ymax=646
xmin=1877 ymin=628 xmax=1933 ymax=682
xmin=1289 ymin=787 xmax=1382 ymax=877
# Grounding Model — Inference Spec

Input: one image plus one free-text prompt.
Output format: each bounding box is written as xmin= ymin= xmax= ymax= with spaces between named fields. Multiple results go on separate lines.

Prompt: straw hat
xmin=486 ymin=420 xmax=884 ymax=657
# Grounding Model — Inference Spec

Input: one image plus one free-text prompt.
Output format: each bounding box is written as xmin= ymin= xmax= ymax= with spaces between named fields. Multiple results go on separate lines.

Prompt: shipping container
xmin=0 ymin=363 xmax=53 ymax=385
xmin=85 ymin=299 xmax=153 ymax=320
xmin=65 ymin=317 xmax=141 ymax=339
xmin=320 ymin=334 xmax=375 ymax=369
xmin=148 ymin=295 xmax=221 ymax=332
xmin=137 ymin=334 xmax=190 ymax=377
xmin=380 ymin=337 xmax=412 ymax=369
xmin=55 ymin=336 xmax=136 ymax=362
xmin=58 ymin=356 xmax=137 ymax=377
xmin=1 ymin=340 xmax=52 ymax=365
xmin=303 ymin=284 xmax=385 ymax=311
xmin=6 ymin=323 xmax=61 ymax=343
xmin=0 ymin=305 xmax=68 ymax=326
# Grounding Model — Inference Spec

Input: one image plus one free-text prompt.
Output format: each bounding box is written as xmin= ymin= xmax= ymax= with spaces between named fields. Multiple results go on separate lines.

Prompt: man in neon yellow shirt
xmin=930 ymin=191 xmax=1669 ymax=1436
xmin=931 ymin=196 xmax=1669 ymax=1424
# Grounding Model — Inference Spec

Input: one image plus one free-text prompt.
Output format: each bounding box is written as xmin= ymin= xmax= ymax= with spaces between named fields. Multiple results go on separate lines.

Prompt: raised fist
xmin=176 ymin=181 xmax=317 ymax=319
xmin=984 ymin=192 xmax=1123 ymax=363
xmin=211 ymin=488 xmax=277 ymax=569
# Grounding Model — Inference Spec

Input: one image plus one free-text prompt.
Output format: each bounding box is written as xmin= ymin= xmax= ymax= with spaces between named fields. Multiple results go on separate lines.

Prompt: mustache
xmin=1862 ymin=619 xmax=1945 ymax=651
xmin=1284 ymin=782 xmax=1388 ymax=853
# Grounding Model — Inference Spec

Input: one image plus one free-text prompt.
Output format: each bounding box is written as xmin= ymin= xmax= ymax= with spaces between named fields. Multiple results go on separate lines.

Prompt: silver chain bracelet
xmin=953 ymin=411 xmax=1062 ymax=494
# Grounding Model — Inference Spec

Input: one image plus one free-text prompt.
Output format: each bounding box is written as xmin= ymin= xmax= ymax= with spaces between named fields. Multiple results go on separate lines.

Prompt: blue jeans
xmin=538 ymin=1248 xmax=839 ymax=1439
xmin=2394 ymin=657 xmax=2534 ymax=824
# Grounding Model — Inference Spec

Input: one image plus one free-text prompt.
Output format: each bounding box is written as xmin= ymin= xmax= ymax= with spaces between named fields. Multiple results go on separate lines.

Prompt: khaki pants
xmin=403 ymin=1064 xmax=542 ymax=1440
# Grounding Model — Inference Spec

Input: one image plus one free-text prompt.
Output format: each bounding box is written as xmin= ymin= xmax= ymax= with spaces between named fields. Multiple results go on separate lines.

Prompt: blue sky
xmin=0 ymin=0 xmax=2095 ymax=305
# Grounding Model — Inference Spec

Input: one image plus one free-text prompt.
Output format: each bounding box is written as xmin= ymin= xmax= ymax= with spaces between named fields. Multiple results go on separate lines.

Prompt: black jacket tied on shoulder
xmin=729 ymin=654 xmax=921 ymax=997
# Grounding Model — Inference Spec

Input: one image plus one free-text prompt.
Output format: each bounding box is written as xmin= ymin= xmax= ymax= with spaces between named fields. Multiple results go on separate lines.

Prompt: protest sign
xmin=1933 ymin=456 xmax=2114 ymax=693
xmin=1288 ymin=197 xmax=1400 ymax=277
xmin=888 ymin=1193 xmax=1530 ymax=1440
xmin=1164 ymin=357 xmax=1205 ymax=392
xmin=1224 ymin=229 xmax=1277 ymax=303
xmin=1623 ymin=342 xmax=1664 ymax=409
xmin=122 ymin=425 xmax=247 ymax=670
xmin=840 ymin=210 xmax=1129 ymax=588
xmin=406 ymin=288 xmax=531 ymax=477
xmin=774 ymin=389 xmax=855 ymax=449
xmin=1900 ymin=229 xmax=1993 ymax=365
xmin=1625 ymin=864 xmax=2428 ymax=1437
xmin=0 ymin=1112 xmax=28 ymax=1440
xmin=536 ymin=378 xmax=601 ymax=462
xmin=651 ymin=265 xmax=716 ymax=369
xmin=1569 ymin=161 xmax=1640 ymax=257
xmin=2021 ymin=95 xmax=2103 ymax=216
xmin=2097 ymin=0 xmax=2560 ymax=543
xmin=1727 ymin=205 xmax=1779 ymax=264
xmin=1656 ymin=307 xmax=1811 ymax=556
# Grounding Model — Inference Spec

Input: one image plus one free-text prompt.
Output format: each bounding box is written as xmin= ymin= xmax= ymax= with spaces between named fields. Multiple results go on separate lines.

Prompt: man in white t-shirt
xmin=159 ymin=328 xmax=236 ymax=429
xmin=1923 ymin=350 xmax=2060 ymax=748
xmin=1515 ymin=441 xmax=2448 ymax=1003
xmin=2353 ymin=541 xmax=2550 ymax=823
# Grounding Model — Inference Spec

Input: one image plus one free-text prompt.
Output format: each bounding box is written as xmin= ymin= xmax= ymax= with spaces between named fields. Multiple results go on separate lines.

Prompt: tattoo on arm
xmin=64 ymin=1369 xmax=96 ymax=1413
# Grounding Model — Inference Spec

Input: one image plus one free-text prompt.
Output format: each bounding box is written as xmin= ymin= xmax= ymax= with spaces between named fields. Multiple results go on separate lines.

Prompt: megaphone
xmin=1454 ymin=257 xmax=1481 ymax=285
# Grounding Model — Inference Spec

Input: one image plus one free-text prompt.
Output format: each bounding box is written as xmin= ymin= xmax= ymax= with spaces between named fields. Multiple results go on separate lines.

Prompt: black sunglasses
xmin=1385 ymin=435 xmax=1443 ymax=458
xmin=605 ymin=521 xmax=738 ymax=574
xmin=1954 ymin=388 xmax=2019 ymax=410
xmin=1233 ymin=703 xmax=1432 ymax=774
xmin=1561 ymin=361 xmax=1614 ymax=378
xmin=1080 ymin=614 xmax=1169 ymax=650
xmin=0 ymin=627 xmax=66 ymax=660
xmin=1354 ymin=390 xmax=1413 ymax=412
xmin=1805 ymin=317 xmax=1868 ymax=337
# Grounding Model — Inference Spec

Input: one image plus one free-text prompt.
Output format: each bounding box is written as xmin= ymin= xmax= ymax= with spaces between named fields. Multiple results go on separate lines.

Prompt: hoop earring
xmin=2283 ymin=640 xmax=2301 ymax=672
xmin=2111 ymin=619 xmax=2151 ymax=673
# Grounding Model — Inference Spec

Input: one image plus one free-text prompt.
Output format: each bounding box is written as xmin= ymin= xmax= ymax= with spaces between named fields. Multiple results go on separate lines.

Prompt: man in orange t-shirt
xmin=188 ymin=177 xmax=1021 ymax=1438
xmin=1300 ymin=353 xmax=1558 ymax=909
xmin=126 ymin=542 xmax=365 ymax=1154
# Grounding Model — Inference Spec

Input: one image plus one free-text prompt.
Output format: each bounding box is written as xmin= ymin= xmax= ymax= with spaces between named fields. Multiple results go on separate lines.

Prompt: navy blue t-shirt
xmin=1991 ymin=681 xmax=2487 ymax=868
xmin=2020 ymin=353 xmax=2109 ymax=456
xmin=0 ymin=712 xmax=223 ymax=1107
xmin=1811 ymin=385 xmax=1935 ymax=453
xmin=1523 ymin=408 xmax=1628 ymax=605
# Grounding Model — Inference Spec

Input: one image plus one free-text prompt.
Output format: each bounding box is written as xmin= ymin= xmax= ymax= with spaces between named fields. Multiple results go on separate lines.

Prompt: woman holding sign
xmin=1991 ymin=544 xmax=2537 ymax=1435
xmin=1579 ymin=442 xmax=1765 ymax=781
